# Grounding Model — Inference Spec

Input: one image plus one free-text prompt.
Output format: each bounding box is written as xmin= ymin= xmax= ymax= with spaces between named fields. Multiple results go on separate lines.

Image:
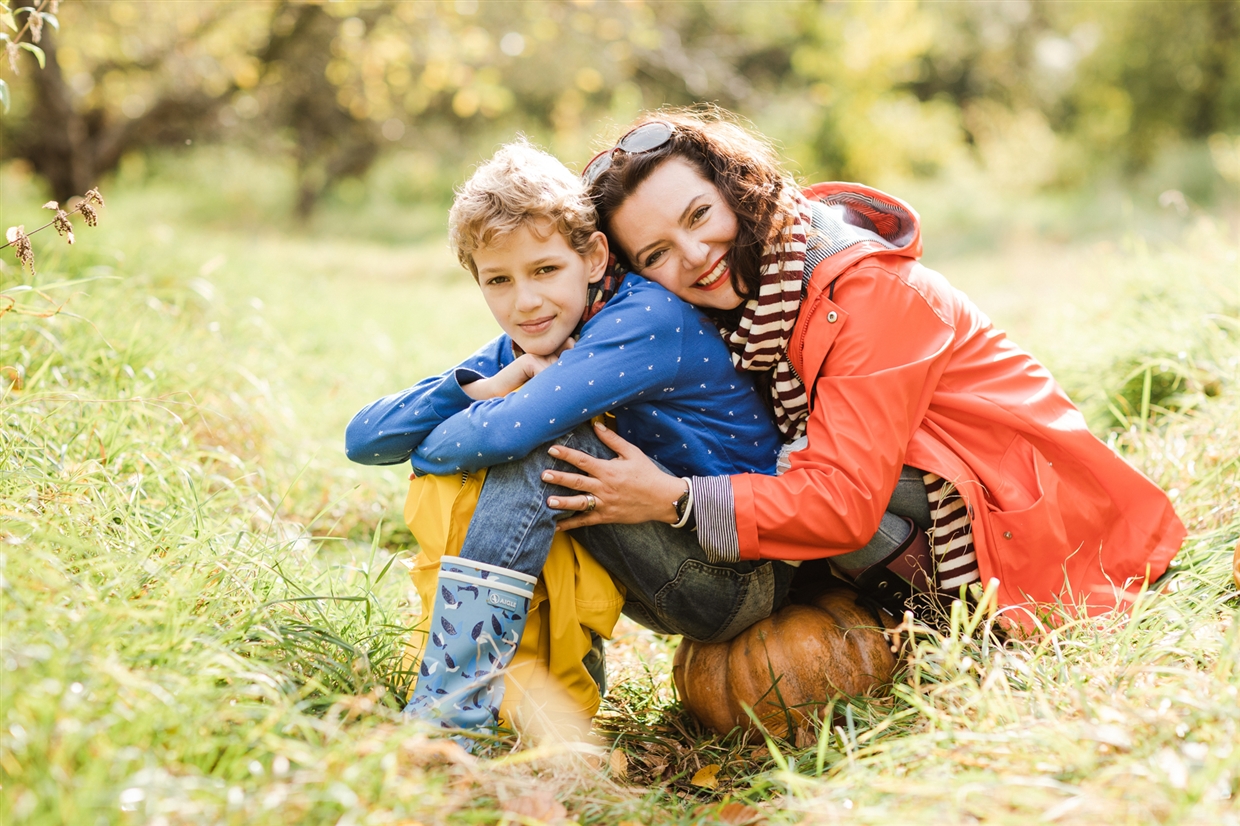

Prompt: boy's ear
xmin=585 ymin=231 xmax=609 ymax=284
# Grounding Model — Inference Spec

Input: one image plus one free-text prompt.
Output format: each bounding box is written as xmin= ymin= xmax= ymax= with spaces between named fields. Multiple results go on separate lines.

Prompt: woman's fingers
xmin=546 ymin=422 xmax=639 ymax=477
xmin=546 ymin=488 xmax=607 ymax=532
xmin=591 ymin=420 xmax=639 ymax=457
xmin=555 ymin=510 xmax=603 ymax=531
xmin=546 ymin=493 xmax=594 ymax=512
xmin=541 ymin=466 xmax=594 ymax=493
xmin=543 ymin=423 xmax=686 ymax=527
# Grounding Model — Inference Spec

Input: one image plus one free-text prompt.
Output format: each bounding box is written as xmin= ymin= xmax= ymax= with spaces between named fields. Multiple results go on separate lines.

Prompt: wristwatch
xmin=671 ymin=479 xmax=695 ymax=530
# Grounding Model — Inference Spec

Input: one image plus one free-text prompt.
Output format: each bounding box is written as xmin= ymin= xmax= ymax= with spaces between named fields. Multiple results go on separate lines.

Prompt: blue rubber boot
xmin=404 ymin=557 xmax=536 ymax=737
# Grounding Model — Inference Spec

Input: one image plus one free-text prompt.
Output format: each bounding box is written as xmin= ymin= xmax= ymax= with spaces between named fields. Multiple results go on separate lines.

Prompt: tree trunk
xmin=1188 ymin=0 xmax=1239 ymax=137
xmin=8 ymin=4 xmax=227 ymax=202
xmin=16 ymin=20 xmax=96 ymax=200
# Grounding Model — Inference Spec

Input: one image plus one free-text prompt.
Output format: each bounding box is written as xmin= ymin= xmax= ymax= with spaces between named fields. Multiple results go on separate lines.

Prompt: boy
xmin=345 ymin=141 xmax=781 ymax=734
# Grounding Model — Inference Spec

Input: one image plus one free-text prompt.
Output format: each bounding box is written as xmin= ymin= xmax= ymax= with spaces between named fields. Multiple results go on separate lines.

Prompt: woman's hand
xmin=544 ymin=422 xmax=687 ymax=530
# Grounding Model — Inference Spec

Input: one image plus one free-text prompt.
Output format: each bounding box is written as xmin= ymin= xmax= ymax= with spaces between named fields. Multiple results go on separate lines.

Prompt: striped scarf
xmin=581 ymin=254 xmax=627 ymax=325
xmin=722 ymin=187 xmax=816 ymax=439
xmin=922 ymin=473 xmax=981 ymax=592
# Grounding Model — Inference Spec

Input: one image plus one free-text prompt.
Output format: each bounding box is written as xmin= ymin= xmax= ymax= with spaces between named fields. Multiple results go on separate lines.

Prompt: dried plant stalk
xmin=2 ymin=187 xmax=105 ymax=274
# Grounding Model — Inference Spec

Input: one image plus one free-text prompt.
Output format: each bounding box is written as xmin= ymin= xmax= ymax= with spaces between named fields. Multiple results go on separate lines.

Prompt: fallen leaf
xmin=609 ymin=749 xmax=629 ymax=780
xmin=716 ymin=802 xmax=767 ymax=825
xmin=502 ymin=791 xmax=567 ymax=824
xmin=400 ymin=736 xmax=475 ymax=767
xmin=690 ymin=763 xmax=721 ymax=789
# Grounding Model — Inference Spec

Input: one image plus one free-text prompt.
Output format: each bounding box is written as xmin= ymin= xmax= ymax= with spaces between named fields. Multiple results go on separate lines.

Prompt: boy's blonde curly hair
xmin=449 ymin=139 xmax=599 ymax=277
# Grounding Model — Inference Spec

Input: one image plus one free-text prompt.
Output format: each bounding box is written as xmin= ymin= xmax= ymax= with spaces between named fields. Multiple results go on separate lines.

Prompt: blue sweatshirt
xmin=345 ymin=274 xmax=781 ymax=478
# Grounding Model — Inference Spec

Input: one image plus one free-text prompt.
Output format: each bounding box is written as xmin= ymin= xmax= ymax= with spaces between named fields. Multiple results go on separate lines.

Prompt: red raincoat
xmin=732 ymin=183 xmax=1185 ymax=627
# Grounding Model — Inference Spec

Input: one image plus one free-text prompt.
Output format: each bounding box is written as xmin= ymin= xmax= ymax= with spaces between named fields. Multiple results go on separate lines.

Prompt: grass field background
xmin=2 ymin=150 xmax=1238 ymax=825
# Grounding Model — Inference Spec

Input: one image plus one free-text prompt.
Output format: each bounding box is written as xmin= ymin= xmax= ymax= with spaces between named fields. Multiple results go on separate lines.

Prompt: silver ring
xmin=584 ymin=494 xmax=597 ymax=513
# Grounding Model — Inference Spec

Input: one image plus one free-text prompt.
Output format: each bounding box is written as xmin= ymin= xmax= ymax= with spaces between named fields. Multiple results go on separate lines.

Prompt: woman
xmin=535 ymin=108 xmax=1185 ymax=631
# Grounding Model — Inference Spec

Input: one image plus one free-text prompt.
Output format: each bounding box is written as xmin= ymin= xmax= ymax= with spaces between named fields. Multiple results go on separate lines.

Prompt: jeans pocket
xmin=655 ymin=559 xmax=776 ymax=644
xmin=622 ymin=599 xmax=678 ymax=637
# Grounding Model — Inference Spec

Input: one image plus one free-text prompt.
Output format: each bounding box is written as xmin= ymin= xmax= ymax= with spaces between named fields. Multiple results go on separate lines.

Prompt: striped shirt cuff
xmin=689 ymin=476 xmax=740 ymax=564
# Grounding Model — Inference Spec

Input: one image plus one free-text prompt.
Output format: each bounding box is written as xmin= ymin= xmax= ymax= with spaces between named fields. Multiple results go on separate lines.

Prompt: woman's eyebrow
xmin=632 ymin=192 xmax=708 ymax=262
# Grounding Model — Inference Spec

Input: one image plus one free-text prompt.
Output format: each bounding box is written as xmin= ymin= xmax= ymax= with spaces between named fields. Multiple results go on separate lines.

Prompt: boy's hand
xmin=462 ymin=339 xmax=574 ymax=400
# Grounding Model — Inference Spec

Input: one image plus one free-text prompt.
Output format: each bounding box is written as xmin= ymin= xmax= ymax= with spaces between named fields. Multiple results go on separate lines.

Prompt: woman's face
xmin=609 ymin=157 xmax=743 ymax=311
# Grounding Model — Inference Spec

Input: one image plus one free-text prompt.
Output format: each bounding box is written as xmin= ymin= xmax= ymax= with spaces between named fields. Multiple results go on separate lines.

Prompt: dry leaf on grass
xmin=609 ymin=748 xmax=629 ymax=780
xmin=399 ymin=735 xmax=476 ymax=767
xmin=690 ymin=763 xmax=721 ymax=789
xmin=712 ymin=801 xmax=768 ymax=825
xmin=501 ymin=790 xmax=568 ymax=824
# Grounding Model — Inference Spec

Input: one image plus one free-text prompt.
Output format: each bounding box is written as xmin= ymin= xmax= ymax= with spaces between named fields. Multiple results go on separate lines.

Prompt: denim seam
xmin=713 ymin=562 xmax=774 ymax=642
xmin=495 ymin=475 xmax=554 ymax=571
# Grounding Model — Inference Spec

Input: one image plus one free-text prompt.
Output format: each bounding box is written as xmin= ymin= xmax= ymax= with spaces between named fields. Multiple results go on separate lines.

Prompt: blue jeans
xmin=457 ymin=424 xmax=927 ymax=643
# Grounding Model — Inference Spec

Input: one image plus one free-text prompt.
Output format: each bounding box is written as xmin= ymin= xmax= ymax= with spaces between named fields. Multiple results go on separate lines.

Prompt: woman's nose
xmin=681 ymin=238 xmax=710 ymax=271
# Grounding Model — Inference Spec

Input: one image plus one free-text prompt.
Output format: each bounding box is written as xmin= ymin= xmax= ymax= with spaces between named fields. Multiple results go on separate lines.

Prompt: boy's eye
xmin=485 ymin=275 xmax=510 ymax=286
xmin=535 ymin=265 xmax=559 ymax=275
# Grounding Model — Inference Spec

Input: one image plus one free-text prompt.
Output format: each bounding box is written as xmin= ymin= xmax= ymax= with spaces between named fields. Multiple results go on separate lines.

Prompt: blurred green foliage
xmin=1 ymin=0 xmax=1238 ymax=215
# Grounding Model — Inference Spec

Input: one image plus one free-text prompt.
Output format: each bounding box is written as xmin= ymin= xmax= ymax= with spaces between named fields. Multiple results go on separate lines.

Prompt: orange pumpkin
xmin=672 ymin=589 xmax=900 ymax=736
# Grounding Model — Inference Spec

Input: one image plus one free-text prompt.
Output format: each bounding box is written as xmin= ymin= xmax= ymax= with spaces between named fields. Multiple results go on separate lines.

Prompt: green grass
xmin=1 ymin=159 xmax=1237 ymax=825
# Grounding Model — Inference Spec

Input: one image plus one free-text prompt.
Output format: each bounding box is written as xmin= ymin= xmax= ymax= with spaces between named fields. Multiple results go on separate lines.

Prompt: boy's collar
xmin=578 ymin=254 xmax=628 ymax=332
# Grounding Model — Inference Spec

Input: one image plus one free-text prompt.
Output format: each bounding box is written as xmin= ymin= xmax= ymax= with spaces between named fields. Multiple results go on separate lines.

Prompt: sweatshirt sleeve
xmin=343 ymin=337 xmax=510 ymax=466
xmin=411 ymin=294 xmax=684 ymax=475
xmin=732 ymin=263 xmax=955 ymax=560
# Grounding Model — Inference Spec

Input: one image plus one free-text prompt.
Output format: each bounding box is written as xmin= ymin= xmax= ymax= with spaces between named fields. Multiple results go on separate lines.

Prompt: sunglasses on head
xmin=582 ymin=121 xmax=675 ymax=187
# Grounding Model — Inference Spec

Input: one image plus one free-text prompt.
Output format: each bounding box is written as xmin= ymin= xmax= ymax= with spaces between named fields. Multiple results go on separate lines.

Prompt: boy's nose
xmin=515 ymin=284 xmax=542 ymax=311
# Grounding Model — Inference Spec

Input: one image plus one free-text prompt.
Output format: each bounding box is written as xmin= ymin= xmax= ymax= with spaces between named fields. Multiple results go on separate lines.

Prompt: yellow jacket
xmin=402 ymin=471 xmax=626 ymax=733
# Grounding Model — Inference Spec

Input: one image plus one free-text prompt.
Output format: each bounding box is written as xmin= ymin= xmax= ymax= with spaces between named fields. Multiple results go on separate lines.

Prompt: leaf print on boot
xmin=404 ymin=557 xmax=535 ymax=747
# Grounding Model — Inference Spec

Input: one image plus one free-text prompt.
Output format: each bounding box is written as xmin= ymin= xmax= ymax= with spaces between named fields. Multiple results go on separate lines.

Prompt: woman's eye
xmin=690 ymin=205 xmax=710 ymax=225
xmin=642 ymin=249 xmax=666 ymax=269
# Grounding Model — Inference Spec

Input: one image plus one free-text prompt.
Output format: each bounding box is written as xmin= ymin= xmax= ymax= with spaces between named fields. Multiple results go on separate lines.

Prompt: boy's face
xmin=474 ymin=220 xmax=608 ymax=357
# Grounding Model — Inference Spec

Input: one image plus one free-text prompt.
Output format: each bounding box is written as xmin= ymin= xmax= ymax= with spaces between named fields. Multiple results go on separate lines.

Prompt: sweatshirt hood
xmin=801 ymin=182 xmax=923 ymax=278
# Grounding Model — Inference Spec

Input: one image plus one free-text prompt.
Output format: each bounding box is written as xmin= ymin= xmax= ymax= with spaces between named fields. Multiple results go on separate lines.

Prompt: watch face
xmin=674 ymin=488 xmax=690 ymax=519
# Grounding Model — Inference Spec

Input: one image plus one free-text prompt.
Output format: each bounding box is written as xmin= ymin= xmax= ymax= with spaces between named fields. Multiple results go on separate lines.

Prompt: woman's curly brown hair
xmin=586 ymin=106 xmax=795 ymax=301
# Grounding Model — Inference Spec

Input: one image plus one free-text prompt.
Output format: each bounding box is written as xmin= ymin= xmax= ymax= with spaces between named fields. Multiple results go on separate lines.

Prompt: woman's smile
xmin=694 ymin=253 xmax=731 ymax=291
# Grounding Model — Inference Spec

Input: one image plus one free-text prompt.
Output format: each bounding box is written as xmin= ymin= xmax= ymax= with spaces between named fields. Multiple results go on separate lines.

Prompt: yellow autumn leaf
xmin=690 ymin=763 xmax=721 ymax=789
xmin=609 ymin=749 xmax=629 ymax=780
